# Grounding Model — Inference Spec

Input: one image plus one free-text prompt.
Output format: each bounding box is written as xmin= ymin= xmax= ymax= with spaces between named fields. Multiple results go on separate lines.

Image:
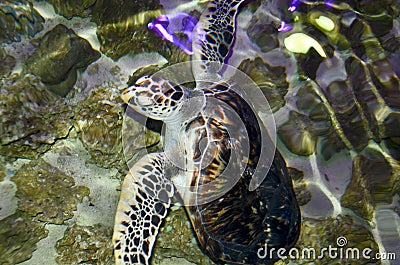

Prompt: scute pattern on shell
xmin=186 ymin=83 xmax=300 ymax=264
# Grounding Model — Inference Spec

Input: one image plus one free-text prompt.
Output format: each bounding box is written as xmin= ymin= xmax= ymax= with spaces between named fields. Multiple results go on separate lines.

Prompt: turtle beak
xmin=121 ymin=86 xmax=136 ymax=105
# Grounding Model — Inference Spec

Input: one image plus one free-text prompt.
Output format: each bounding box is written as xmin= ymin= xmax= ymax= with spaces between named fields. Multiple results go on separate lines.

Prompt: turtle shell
xmin=183 ymin=81 xmax=301 ymax=264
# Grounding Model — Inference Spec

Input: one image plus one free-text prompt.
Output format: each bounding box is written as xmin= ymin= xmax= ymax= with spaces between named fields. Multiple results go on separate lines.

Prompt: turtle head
xmin=122 ymin=76 xmax=187 ymax=120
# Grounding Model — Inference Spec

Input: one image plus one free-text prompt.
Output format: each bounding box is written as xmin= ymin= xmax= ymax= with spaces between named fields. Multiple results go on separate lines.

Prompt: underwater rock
xmin=344 ymin=56 xmax=381 ymax=142
xmin=381 ymin=112 xmax=400 ymax=160
xmin=91 ymin=0 xmax=169 ymax=60
xmin=324 ymin=80 xmax=370 ymax=152
xmin=11 ymin=159 xmax=90 ymax=224
xmin=348 ymin=0 xmax=395 ymax=39
xmin=288 ymin=167 xmax=312 ymax=206
xmin=0 ymin=180 xmax=18 ymax=220
xmin=277 ymin=0 xmax=399 ymax=161
xmin=247 ymin=16 xmax=279 ymax=53
xmin=306 ymin=11 xmax=350 ymax=50
xmin=287 ymin=37 xmax=399 ymax=159
xmin=341 ymin=148 xmax=398 ymax=220
xmin=55 ymin=223 xmax=114 ymax=264
xmin=279 ymin=88 xmax=347 ymax=159
xmin=278 ymin=111 xmax=318 ymax=156
xmin=73 ymin=86 xmax=126 ymax=169
xmin=291 ymin=215 xmax=380 ymax=265
xmin=0 ymin=0 xmax=44 ymax=43
xmin=290 ymin=65 xmax=392 ymax=160
xmin=342 ymin=17 xmax=386 ymax=61
xmin=152 ymin=207 xmax=215 ymax=265
xmin=0 ymin=211 xmax=48 ymax=265
xmin=295 ymin=43 xmax=333 ymax=80
xmin=39 ymin=0 xmax=96 ymax=19
xmin=166 ymin=43 xmax=192 ymax=66
xmin=383 ymin=137 xmax=400 ymax=161
xmin=368 ymin=58 xmax=400 ymax=111
xmin=236 ymin=57 xmax=289 ymax=112
xmin=288 ymin=1 xmax=396 ymax=77
xmin=23 ymin=24 xmax=100 ymax=96
xmin=122 ymin=109 xmax=162 ymax=170
xmin=0 ymin=47 xmax=16 ymax=76
xmin=353 ymin=0 xmax=394 ymax=15
xmin=0 ymin=75 xmax=74 ymax=159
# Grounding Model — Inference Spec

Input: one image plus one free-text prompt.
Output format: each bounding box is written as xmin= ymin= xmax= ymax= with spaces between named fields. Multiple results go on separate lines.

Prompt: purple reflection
xmin=325 ymin=0 xmax=334 ymax=8
xmin=148 ymin=13 xmax=198 ymax=55
xmin=278 ymin=21 xmax=293 ymax=32
xmin=288 ymin=0 xmax=301 ymax=12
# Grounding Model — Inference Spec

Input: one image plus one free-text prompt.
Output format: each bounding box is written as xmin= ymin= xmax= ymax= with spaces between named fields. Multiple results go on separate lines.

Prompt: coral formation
xmin=37 ymin=0 xmax=96 ymax=19
xmin=55 ymin=224 xmax=114 ymax=264
xmin=0 ymin=46 xmax=16 ymax=76
xmin=152 ymin=207 xmax=215 ymax=265
xmin=341 ymin=148 xmax=399 ymax=220
xmin=0 ymin=0 xmax=44 ymax=43
xmin=90 ymin=0 xmax=168 ymax=60
xmin=0 ymin=75 xmax=74 ymax=159
xmin=73 ymin=86 xmax=125 ymax=169
xmin=0 ymin=211 xmax=48 ymax=265
xmin=11 ymin=159 xmax=90 ymax=224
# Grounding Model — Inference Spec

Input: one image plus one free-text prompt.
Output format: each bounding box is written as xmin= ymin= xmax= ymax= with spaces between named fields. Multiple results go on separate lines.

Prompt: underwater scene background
xmin=0 ymin=0 xmax=399 ymax=264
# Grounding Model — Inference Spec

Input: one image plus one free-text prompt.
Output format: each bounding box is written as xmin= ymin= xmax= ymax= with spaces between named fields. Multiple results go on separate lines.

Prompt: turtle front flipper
xmin=113 ymin=153 xmax=174 ymax=265
xmin=192 ymin=0 xmax=245 ymax=79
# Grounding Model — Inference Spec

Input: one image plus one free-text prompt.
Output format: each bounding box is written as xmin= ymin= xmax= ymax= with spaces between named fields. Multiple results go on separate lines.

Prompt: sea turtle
xmin=113 ymin=0 xmax=300 ymax=264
